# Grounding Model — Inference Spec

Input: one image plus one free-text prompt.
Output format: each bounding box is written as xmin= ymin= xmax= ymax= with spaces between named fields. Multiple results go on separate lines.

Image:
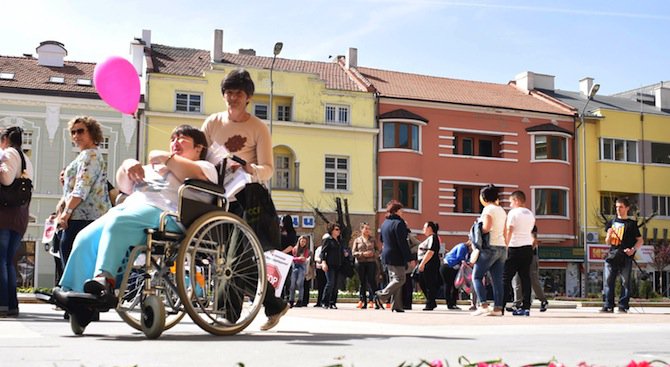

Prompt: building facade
xmin=0 ymin=41 xmax=139 ymax=287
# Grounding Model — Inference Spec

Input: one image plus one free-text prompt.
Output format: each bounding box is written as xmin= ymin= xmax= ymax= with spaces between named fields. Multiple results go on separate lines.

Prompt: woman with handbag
xmin=202 ymin=68 xmax=288 ymax=331
xmin=55 ymin=116 xmax=112 ymax=270
xmin=0 ymin=126 xmax=34 ymax=317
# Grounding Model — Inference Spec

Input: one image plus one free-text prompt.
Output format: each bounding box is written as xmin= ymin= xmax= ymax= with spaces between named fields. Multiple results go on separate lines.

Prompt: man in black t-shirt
xmin=600 ymin=197 xmax=643 ymax=314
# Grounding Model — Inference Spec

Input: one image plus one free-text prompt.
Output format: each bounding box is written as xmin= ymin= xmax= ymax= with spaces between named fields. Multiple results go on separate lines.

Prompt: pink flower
xmin=627 ymin=361 xmax=651 ymax=367
xmin=430 ymin=360 xmax=444 ymax=367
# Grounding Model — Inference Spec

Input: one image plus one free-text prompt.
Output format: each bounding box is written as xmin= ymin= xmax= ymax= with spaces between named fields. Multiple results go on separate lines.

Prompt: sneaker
xmin=260 ymin=303 xmax=290 ymax=331
xmin=505 ymin=305 xmax=519 ymax=313
xmin=471 ymin=307 xmax=490 ymax=316
xmin=616 ymin=307 xmax=628 ymax=314
xmin=447 ymin=305 xmax=461 ymax=310
xmin=599 ymin=307 xmax=614 ymax=313
xmin=540 ymin=300 xmax=548 ymax=312
xmin=512 ymin=308 xmax=530 ymax=316
xmin=468 ymin=305 xmax=477 ymax=311
xmin=356 ymin=300 xmax=364 ymax=309
xmin=486 ymin=309 xmax=504 ymax=316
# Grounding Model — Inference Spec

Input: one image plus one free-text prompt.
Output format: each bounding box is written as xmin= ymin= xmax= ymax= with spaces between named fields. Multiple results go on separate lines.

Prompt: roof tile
xmin=0 ymin=55 xmax=98 ymax=97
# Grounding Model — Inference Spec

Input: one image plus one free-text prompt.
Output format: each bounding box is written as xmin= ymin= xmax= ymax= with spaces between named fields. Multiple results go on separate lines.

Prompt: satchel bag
xmin=235 ymin=182 xmax=281 ymax=252
xmin=0 ymin=150 xmax=33 ymax=207
xmin=605 ymin=247 xmax=627 ymax=268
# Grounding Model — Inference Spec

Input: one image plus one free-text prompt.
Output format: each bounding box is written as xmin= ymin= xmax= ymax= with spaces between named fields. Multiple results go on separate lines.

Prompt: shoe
xmin=468 ymin=305 xmax=477 ymax=311
xmin=392 ymin=309 xmax=405 ymax=313
xmin=260 ymin=303 xmax=290 ymax=331
xmin=322 ymin=304 xmax=330 ymax=309
xmin=294 ymin=303 xmax=304 ymax=308
xmin=288 ymin=301 xmax=294 ymax=308
xmin=83 ymin=276 xmax=113 ymax=296
xmin=505 ymin=306 xmax=519 ymax=313
xmin=447 ymin=305 xmax=461 ymax=310
xmin=540 ymin=300 xmax=548 ymax=312
xmin=487 ymin=309 xmax=504 ymax=316
xmin=422 ymin=306 xmax=435 ymax=311
xmin=386 ymin=303 xmax=392 ymax=309
xmin=471 ymin=307 xmax=490 ymax=316
xmin=599 ymin=307 xmax=614 ymax=313
xmin=329 ymin=304 xmax=338 ymax=309
xmin=356 ymin=300 xmax=364 ymax=309
xmin=616 ymin=307 xmax=628 ymax=314
xmin=368 ymin=301 xmax=374 ymax=309
xmin=512 ymin=308 xmax=530 ymax=316
xmin=313 ymin=303 xmax=322 ymax=308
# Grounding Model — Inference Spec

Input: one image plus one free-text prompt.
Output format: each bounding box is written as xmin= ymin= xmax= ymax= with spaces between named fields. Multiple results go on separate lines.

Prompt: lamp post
xmin=579 ymin=82 xmax=600 ymax=297
xmin=269 ymin=41 xmax=283 ymax=135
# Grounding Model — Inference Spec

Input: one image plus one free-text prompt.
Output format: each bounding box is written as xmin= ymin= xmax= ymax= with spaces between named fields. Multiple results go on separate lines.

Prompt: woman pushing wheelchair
xmin=53 ymin=125 xmax=216 ymax=308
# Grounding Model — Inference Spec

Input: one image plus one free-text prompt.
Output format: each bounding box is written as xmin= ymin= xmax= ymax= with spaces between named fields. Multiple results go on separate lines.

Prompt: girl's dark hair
xmin=425 ymin=221 xmax=439 ymax=233
xmin=68 ymin=116 xmax=104 ymax=145
xmin=385 ymin=200 xmax=403 ymax=217
xmin=480 ymin=184 xmax=500 ymax=203
xmin=1 ymin=126 xmax=23 ymax=149
xmin=221 ymin=68 xmax=255 ymax=97
xmin=171 ymin=124 xmax=208 ymax=160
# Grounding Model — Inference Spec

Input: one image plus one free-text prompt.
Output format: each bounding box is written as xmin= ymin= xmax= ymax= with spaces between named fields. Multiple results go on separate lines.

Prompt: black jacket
xmin=320 ymin=234 xmax=343 ymax=268
xmin=380 ymin=214 xmax=411 ymax=266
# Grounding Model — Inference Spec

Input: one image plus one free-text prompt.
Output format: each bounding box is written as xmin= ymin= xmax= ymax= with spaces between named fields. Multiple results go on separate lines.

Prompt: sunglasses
xmin=70 ymin=128 xmax=87 ymax=136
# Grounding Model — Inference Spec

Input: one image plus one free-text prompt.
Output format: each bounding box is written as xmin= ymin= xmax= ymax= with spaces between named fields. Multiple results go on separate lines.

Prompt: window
xmin=651 ymin=143 xmax=670 ymax=164
xmin=325 ymin=104 xmax=350 ymax=125
xmin=381 ymin=179 xmax=419 ymax=210
xmin=454 ymin=133 xmax=500 ymax=157
xmin=534 ymin=135 xmax=567 ymax=160
xmin=254 ymin=104 xmax=268 ymax=120
xmin=21 ymin=130 xmax=33 ymax=158
xmin=652 ymin=196 xmax=670 ymax=216
xmin=600 ymin=138 xmax=637 ymax=162
xmin=325 ymin=156 xmax=349 ymax=191
xmin=76 ymin=79 xmax=92 ymax=86
xmin=535 ymin=188 xmax=567 ymax=216
xmin=383 ymin=122 xmax=419 ymax=150
xmin=454 ymin=185 xmax=483 ymax=213
xmin=600 ymin=193 xmax=638 ymax=216
xmin=273 ymin=155 xmax=290 ymax=189
xmin=277 ymin=105 xmax=291 ymax=121
xmin=49 ymin=76 xmax=64 ymax=84
xmin=0 ymin=72 xmax=15 ymax=80
xmin=175 ymin=93 xmax=202 ymax=113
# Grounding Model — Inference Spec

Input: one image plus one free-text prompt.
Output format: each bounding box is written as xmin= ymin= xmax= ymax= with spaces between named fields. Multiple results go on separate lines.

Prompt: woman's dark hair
xmin=221 ymin=68 xmax=255 ymax=97
xmin=385 ymin=200 xmax=403 ymax=217
xmin=326 ymin=222 xmax=340 ymax=236
xmin=1 ymin=126 xmax=23 ymax=149
xmin=281 ymin=215 xmax=295 ymax=231
xmin=425 ymin=221 xmax=439 ymax=233
xmin=171 ymin=124 xmax=208 ymax=160
xmin=480 ymin=184 xmax=500 ymax=204
xmin=68 ymin=116 xmax=104 ymax=145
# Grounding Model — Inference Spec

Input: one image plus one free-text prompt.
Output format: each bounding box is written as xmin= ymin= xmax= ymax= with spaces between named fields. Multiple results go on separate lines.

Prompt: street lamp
xmin=579 ymin=82 xmax=600 ymax=297
xmin=269 ymin=42 xmax=283 ymax=135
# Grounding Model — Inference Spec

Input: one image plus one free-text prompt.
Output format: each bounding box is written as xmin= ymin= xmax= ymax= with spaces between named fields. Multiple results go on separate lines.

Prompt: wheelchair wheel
xmin=69 ymin=313 xmax=86 ymax=336
xmin=141 ymin=295 xmax=166 ymax=339
xmin=117 ymin=252 xmax=186 ymax=332
xmin=176 ymin=211 xmax=266 ymax=336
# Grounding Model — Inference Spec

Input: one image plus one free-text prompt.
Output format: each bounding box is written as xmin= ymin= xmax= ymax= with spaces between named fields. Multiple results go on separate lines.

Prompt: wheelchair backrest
xmin=177 ymin=179 xmax=228 ymax=228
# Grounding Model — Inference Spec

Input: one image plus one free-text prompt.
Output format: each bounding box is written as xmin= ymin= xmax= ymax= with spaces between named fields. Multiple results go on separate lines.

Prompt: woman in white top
xmin=471 ymin=184 xmax=507 ymax=316
xmin=0 ymin=126 xmax=34 ymax=317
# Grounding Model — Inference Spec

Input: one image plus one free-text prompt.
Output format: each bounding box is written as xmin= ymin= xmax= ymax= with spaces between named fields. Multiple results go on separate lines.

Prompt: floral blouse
xmin=62 ymin=148 xmax=111 ymax=220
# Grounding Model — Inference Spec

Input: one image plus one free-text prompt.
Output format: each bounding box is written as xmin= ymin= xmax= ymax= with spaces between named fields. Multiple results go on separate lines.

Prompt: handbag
xmin=0 ymin=150 xmax=32 ymax=207
xmin=235 ymin=182 xmax=281 ymax=252
xmin=468 ymin=221 xmax=490 ymax=251
xmin=454 ymin=263 xmax=473 ymax=294
xmin=605 ymin=247 xmax=627 ymax=268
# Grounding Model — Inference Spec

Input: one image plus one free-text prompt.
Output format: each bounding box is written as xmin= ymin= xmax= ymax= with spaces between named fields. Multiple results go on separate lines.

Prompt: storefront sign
xmin=588 ymin=244 xmax=654 ymax=263
xmin=538 ymin=246 xmax=585 ymax=261
xmin=302 ymin=216 xmax=315 ymax=228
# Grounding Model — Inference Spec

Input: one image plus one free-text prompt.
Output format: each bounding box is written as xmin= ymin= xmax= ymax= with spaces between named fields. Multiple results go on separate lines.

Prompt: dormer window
xmin=49 ymin=76 xmax=65 ymax=84
xmin=0 ymin=72 xmax=15 ymax=80
xmin=76 ymin=78 xmax=92 ymax=86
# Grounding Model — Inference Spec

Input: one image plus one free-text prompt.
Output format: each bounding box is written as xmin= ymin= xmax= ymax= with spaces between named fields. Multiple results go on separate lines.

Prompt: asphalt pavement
xmin=2 ymin=300 xmax=670 ymax=367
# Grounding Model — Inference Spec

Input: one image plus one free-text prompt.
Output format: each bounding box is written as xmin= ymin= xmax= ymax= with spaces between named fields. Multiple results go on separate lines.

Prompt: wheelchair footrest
xmin=52 ymin=288 xmax=118 ymax=313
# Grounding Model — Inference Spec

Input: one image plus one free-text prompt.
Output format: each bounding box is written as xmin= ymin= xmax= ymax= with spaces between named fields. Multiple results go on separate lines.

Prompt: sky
xmin=2 ymin=0 xmax=668 ymax=95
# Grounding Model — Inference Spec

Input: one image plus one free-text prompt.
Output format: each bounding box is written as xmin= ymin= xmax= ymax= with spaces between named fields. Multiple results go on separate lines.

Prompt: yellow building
xmin=545 ymin=77 xmax=670 ymax=293
xmin=133 ymin=30 xmax=377 ymax=238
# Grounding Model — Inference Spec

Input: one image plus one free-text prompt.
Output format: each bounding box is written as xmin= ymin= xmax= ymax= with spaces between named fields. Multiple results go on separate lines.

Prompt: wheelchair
xmin=60 ymin=178 xmax=267 ymax=339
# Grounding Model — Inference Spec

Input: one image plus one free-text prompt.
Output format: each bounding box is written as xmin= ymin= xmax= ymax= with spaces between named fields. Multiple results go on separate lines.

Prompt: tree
xmin=652 ymin=240 xmax=670 ymax=297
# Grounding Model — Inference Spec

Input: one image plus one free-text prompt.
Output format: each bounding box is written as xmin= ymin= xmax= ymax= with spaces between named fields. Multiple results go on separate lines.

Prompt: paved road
xmin=2 ymin=302 xmax=669 ymax=367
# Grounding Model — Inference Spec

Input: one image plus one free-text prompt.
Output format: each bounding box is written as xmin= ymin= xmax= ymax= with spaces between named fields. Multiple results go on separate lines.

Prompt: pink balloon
xmin=94 ymin=56 xmax=140 ymax=115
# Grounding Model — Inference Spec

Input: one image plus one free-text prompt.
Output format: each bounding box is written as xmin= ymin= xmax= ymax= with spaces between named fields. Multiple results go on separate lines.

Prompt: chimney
xmin=36 ymin=41 xmax=67 ymax=67
xmin=514 ymin=71 xmax=555 ymax=92
xmin=238 ymin=48 xmax=256 ymax=56
xmin=346 ymin=47 xmax=358 ymax=69
xmin=142 ymin=29 xmax=151 ymax=48
xmin=213 ymin=29 xmax=223 ymax=62
xmin=579 ymin=77 xmax=594 ymax=96
xmin=654 ymin=85 xmax=670 ymax=110
xmin=130 ymin=38 xmax=145 ymax=76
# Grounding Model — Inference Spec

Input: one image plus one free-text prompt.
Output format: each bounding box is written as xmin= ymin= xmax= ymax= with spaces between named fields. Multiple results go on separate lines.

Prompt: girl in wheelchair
xmin=53 ymin=125 xmax=217 ymax=314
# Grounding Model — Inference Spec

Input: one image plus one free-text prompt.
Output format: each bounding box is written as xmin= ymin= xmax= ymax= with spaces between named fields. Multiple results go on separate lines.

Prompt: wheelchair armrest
xmin=183 ymin=178 xmax=226 ymax=197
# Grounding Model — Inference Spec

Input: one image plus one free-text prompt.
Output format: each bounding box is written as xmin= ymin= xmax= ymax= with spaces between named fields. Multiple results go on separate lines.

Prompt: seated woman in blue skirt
xmin=58 ymin=125 xmax=217 ymax=295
